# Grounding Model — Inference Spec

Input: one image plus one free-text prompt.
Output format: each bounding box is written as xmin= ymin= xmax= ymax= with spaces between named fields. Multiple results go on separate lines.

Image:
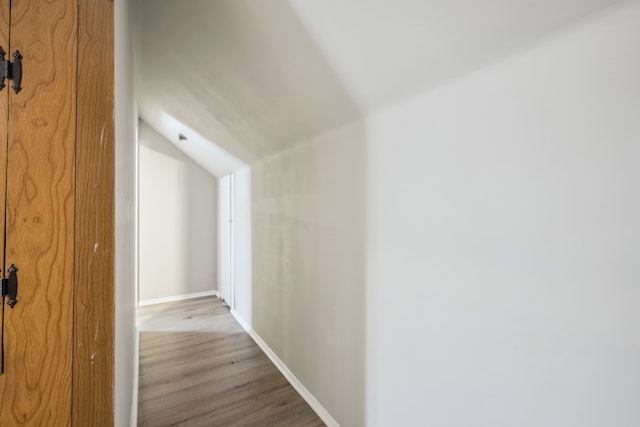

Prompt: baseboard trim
xmin=230 ymin=309 xmax=340 ymax=427
xmin=230 ymin=309 xmax=251 ymax=332
xmin=130 ymin=330 xmax=140 ymax=427
xmin=137 ymin=290 xmax=220 ymax=307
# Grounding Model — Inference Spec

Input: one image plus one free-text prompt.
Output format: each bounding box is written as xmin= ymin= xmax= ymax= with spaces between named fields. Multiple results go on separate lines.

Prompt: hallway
xmin=137 ymin=297 xmax=325 ymax=426
xmin=110 ymin=1 xmax=640 ymax=425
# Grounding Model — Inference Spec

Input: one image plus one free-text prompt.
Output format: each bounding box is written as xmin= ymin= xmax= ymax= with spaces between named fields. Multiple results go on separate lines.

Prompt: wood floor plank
xmin=137 ymin=296 xmax=325 ymax=426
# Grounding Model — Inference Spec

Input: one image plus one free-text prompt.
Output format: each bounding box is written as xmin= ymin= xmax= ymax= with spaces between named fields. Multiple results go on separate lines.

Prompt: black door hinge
xmin=0 ymin=47 xmax=22 ymax=94
xmin=1 ymin=264 xmax=18 ymax=308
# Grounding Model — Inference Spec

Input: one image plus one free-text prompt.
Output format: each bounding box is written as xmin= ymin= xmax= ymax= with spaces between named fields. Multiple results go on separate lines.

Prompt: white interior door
xmin=218 ymin=174 xmax=234 ymax=305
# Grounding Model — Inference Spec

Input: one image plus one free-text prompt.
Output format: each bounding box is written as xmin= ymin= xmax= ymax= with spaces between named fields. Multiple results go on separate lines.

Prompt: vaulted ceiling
xmin=137 ymin=0 xmax=627 ymax=175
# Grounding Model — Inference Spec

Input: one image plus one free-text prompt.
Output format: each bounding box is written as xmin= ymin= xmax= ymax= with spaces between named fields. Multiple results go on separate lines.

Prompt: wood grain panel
xmin=73 ymin=0 xmax=115 ymax=425
xmin=0 ymin=0 xmax=77 ymax=425
xmin=0 ymin=0 xmax=9 ymax=376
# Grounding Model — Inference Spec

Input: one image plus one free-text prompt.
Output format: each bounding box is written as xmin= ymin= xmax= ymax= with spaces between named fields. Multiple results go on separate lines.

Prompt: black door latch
xmin=0 ymin=47 xmax=22 ymax=94
xmin=1 ymin=264 xmax=18 ymax=308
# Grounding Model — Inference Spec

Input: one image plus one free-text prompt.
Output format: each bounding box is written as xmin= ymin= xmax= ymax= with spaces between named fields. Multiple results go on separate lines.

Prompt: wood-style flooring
xmin=137 ymin=296 xmax=325 ymax=427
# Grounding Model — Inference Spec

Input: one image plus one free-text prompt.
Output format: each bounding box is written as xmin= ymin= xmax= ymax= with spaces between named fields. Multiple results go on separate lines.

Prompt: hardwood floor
xmin=137 ymin=297 xmax=325 ymax=427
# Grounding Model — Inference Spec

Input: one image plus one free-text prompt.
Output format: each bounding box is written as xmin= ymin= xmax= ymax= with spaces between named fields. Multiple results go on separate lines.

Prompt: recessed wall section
xmin=138 ymin=121 xmax=218 ymax=303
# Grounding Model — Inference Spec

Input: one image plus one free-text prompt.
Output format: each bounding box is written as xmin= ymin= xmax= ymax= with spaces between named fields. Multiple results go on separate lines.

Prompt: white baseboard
xmin=137 ymin=290 xmax=220 ymax=307
xmin=230 ymin=309 xmax=251 ymax=332
xmin=130 ymin=330 xmax=140 ymax=427
xmin=230 ymin=309 xmax=340 ymax=427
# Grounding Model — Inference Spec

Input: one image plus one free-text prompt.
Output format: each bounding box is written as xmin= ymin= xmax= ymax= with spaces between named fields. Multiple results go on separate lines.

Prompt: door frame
xmin=73 ymin=1 xmax=115 ymax=424
xmin=219 ymin=173 xmax=235 ymax=308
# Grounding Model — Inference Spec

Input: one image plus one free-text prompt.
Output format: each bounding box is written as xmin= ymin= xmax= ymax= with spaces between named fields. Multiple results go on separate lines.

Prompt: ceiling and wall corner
xmin=139 ymin=108 xmax=246 ymax=177
xmin=137 ymin=0 xmax=629 ymax=166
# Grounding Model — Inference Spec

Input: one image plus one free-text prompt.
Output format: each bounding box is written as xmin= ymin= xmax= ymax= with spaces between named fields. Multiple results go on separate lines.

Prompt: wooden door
xmin=0 ymin=0 xmax=8 ymax=385
xmin=0 ymin=0 xmax=77 ymax=425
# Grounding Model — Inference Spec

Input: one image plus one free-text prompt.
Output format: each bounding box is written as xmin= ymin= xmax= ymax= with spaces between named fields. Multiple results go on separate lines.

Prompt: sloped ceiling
xmin=138 ymin=0 xmax=627 ymax=168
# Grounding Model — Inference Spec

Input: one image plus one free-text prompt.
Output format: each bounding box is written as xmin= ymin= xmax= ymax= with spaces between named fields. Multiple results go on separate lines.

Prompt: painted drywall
xmin=248 ymin=122 xmax=366 ymax=426
xmin=286 ymin=0 xmax=623 ymax=112
xmin=139 ymin=104 xmax=246 ymax=177
xmin=114 ymin=0 xmax=138 ymax=424
xmin=137 ymin=0 xmax=624 ymax=163
xmin=366 ymin=2 xmax=640 ymax=425
xmin=138 ymin=121 xmax=218 ymax=303
xmin=132 ymin=1 xmax=640 ymax=426
xmin=138 ymin=0 xmax=361 ymax=162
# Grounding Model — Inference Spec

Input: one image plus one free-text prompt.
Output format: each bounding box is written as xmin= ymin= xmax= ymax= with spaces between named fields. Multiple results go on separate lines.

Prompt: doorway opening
xmin=137 ymin=121 xmax=220 ymax=307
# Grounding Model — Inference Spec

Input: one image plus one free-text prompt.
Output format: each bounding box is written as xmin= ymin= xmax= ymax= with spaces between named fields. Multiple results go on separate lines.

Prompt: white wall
xmin=138 ymin=121 xmax=218 ymax=303
xmin=114 ymin=0 xmax=138 ymax=424
xmin=366 ymin=2 xmax=640 ymax=426
xmin=239 ymin=3 xmax=640 ymax=426
xmin=247 ymin=122 xmax=367 ymax=426
xmin=131 ymin=2 xmax=640 ymax=427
